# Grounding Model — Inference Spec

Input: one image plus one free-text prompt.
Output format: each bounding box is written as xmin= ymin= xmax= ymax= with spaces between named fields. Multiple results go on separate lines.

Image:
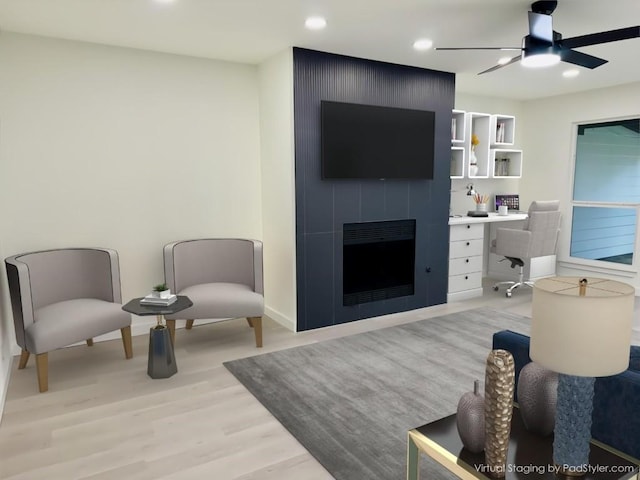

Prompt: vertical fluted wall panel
xmin=293 ymin=48 xmax=455 ymax=331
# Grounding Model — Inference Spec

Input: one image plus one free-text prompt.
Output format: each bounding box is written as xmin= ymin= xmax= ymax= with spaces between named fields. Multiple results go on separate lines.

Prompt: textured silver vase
xmin=456 ymin=379 xmax=485 ymax=453
xmin=517 ymin=362 xmax=558 ymax=436
xmin=484 ymin=350 xmax=515 ymax=478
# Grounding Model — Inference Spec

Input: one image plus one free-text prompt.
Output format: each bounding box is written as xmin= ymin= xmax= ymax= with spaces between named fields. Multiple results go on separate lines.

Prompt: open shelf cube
xmin=450 ymin=146 xmax=465 ymax=178
xmin=490 ymin=114 xmax=516 ymax=146
xmin=491 ymin=149 xmax=523 ymax=178
xmin=451 ymin=110 xmax=466 ymax=144
xmin=467 ymin=112 xmax=491 ymax=178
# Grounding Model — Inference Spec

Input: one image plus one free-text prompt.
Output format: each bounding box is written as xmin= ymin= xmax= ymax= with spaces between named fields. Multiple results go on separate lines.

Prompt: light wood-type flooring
xmin=0 ymin=282 xmax=638 ymax=480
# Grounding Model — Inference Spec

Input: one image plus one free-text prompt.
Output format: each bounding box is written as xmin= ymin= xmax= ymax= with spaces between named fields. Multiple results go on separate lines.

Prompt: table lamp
xmin=530 ymin=276 xmax=634 ymax=476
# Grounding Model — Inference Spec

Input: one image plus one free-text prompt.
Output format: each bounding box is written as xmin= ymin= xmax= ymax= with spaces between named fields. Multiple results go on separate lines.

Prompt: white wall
xmin=451 ymin=93 xmax=524 ymax=215
xmin=520 ymin=81 xmax=640 ymax=289
xmin=0 ymin=33 xmax=263 ymax=347
xmin=0 ymin=232 xmax=10 ymax=423
xmin=257 ymin=49 xmax=297 ymax=331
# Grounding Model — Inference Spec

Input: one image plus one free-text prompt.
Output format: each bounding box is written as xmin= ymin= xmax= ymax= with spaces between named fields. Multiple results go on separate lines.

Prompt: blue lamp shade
xmin=530 ymin=277 xmax=634 ymax=474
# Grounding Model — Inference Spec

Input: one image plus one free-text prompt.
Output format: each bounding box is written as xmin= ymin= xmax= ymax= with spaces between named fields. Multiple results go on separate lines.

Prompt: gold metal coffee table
xmin=407 ymin=408 xmax=639 ymax=480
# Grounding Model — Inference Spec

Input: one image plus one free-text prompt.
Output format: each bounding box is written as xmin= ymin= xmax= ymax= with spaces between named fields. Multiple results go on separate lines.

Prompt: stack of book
xmin=140 ymin=294 xmax=178 ymax=306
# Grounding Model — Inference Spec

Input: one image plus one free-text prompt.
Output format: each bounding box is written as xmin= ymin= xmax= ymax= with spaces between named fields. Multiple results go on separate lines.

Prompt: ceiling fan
xmin=435 ymin=0 xmax=639 ymax=75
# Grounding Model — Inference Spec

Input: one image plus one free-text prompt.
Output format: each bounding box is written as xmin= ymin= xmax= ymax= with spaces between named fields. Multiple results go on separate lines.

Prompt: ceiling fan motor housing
xmin=531 ymin=0 xmax=558 ymax=15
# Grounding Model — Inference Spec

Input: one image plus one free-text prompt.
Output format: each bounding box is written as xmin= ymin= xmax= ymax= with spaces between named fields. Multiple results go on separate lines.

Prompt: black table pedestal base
xmin=147 ymin=325 xmax=177 ymax=379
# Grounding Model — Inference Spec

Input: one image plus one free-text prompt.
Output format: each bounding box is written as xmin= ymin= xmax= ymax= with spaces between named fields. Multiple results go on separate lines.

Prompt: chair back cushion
xmin=11 ymin=249 xmax=116 ymax=310
xmin=525 ymin=201 xmax=562 ymax=258
xmin=169 ymin=239 xmax=257 ymax=293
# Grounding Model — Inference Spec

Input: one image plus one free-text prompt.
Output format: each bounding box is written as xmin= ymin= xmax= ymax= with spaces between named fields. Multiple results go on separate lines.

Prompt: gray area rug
xmin=224 ymin=307 xmax=530 ymax=480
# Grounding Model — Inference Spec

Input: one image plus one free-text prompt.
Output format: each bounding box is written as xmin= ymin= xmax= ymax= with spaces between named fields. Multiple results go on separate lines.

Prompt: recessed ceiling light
xmin=497 ymin=56 xmax=512 ymax=65
xmin=305 ymin=16 xmax=327 ymax=30
xmin=413 ymin=39 xmax=433 ymax=51
xmin=562 ymin=69 xmax=580 ymax=78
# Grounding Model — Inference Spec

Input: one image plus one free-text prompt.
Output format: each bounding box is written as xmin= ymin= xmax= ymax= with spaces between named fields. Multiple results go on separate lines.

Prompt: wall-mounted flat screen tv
xmin=321 ymin=100 xmax=435 ymax=179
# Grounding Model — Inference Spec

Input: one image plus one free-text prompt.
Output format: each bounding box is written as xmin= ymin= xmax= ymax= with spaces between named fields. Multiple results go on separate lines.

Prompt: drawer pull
xmin=466 ymin=242 xmax=470 ymax=246
xmin=465 ymin=259 xmax=469 ymax=263
xmin=465 ymin=275 xmax=468 ymax=280
xmin=466 ymin=225 xmax=470 ymax=229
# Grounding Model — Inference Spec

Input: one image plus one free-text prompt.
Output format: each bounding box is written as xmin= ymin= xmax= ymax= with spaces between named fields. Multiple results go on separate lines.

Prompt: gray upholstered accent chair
xmin=163 ymin=239 xmax=264 ymax=347
xmin=5 ymin=248 xmax=133 ymax=392
xmin=491 ymin=200 xmax=562 ymax=297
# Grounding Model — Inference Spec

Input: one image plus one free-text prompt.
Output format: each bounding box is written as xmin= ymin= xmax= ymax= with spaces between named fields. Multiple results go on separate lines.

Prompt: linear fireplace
xmin=343 ymin=219 xmax=416 ymax=306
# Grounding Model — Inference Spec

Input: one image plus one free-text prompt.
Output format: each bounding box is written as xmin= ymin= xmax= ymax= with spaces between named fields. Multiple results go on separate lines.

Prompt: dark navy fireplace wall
xmin=293 ymin=48 xmax=454 ymax=331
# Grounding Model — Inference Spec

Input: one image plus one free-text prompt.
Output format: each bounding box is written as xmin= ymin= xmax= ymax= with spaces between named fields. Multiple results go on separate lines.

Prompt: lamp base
xmin=553 ymin=374 xmax=595 ymax=476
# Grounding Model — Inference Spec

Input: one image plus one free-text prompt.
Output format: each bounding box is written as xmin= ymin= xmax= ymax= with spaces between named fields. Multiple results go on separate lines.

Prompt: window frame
xmin=562 ymin=116 xmax=640 ymax=276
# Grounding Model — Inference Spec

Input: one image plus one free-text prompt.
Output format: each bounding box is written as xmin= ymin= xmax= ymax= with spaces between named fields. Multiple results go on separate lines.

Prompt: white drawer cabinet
xmin=448 ymin=272 xmax=483 ymax=295
xmin=448 ymin=223 xmax=484 ymax=301
xmin=449 ymin=256 xmax=483 ymax=275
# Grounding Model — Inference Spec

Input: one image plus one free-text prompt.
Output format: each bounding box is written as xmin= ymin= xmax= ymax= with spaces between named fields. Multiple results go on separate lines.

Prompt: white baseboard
xmin=0 ymin=354 xmax=13 ymax=427
xmin=447 ymin=288 xmax=484 ymax=303
xmin=265 ymin=306 xmax=296 ymax=332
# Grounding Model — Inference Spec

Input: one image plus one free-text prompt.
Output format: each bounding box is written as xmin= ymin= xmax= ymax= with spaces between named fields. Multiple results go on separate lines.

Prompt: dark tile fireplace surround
xmin=293 ymin=48 xmax=454 ymax=331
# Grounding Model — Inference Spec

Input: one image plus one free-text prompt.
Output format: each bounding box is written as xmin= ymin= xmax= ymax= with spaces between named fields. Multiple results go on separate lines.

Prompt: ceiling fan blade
xmin=561 ymin=26 xmax=639 ymax=49
xmin=435 ymin=47 xmax=522 ymax=51
xmin=478 ymin=55 xmax=522 ymax=75
xmin=528 ymin=11 xmax=553 ymax=42
xmin=559 ymin=49 xmax=608 ymax=69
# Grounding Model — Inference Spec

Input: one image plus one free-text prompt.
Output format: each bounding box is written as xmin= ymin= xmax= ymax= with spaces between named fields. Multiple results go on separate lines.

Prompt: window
xmin=570 ymin=118 xmax=640 ymax=267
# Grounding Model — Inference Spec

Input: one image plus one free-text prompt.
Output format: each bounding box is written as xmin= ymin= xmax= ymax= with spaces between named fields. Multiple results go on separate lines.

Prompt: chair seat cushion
xmin=28 ymin=299 xmax=131 ymax=354
xmin=165 ymin=282 xmax=264 ymax=320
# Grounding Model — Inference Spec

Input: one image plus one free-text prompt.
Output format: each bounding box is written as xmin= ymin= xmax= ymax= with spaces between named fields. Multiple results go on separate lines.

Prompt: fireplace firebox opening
xmin=343 ymin=219 xmax=416 ymax=306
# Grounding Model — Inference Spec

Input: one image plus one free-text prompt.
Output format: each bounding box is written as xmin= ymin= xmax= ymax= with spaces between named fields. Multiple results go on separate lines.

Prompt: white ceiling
xmin=0 ymin=0 xmax=638 ymax=100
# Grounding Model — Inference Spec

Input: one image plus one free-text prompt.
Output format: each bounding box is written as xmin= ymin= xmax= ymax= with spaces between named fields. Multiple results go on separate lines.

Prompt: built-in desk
xmin=448 ymin=213 xmax=529 ymax=302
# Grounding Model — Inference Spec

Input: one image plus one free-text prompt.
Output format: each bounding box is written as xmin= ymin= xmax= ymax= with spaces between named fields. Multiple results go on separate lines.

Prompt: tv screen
xmin=321 ymin=101 xmax=435 ymax=179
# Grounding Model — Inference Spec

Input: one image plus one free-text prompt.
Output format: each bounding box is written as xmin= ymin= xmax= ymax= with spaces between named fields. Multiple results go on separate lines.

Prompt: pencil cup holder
xmin=476 ymin=203 xmax=488 ymax=212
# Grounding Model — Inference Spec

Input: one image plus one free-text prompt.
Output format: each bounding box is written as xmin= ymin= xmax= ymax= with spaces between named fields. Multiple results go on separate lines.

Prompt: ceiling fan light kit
xmin=435 ymin=0 xmax=639 ymax=75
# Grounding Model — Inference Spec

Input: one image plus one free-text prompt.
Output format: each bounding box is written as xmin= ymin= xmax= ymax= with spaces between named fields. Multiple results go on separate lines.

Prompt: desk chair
xmin=491 ymin=200 xmax=561 ymax=297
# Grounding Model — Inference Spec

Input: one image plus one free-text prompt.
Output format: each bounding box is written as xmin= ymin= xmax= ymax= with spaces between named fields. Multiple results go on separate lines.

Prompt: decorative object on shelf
xmin=456 ymin=379 xmax=485 ymax=453
xmin=152 ymin=283 xmax=171 ymax=299
xmin=470 ymin=133 xmax=479 ymax=176
xmin=531 ymin=277 xmax=634 ymax=476
xmin=484 ymin=349 xmax=515 ymax=478
xmin=517 ymin=361 xmax=558 ymax=436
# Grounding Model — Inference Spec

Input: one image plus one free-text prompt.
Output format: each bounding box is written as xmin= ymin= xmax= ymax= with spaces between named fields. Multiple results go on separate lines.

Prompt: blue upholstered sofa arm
xmin=493 ymin=329 xmax=640 ymax=460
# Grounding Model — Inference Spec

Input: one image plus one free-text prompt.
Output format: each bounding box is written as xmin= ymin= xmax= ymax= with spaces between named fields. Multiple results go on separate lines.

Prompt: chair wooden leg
xmin=249 ymin=316 xmax=263 ymax=348
xmin=120 ymin=326 xmax=133 ymax=359
xmin=185 ymin=319 xmax=194 ymax=330
xmin=18 ymin=349 xmax=30 ymax=369
xmin=246 ymin=318 xmax=253 ymax=328
xmin=86 ymin=339 xmax=94 ymax=347
xmin=166 ymin=319 xmax=176 ymax=345
xmin=35 ymin=353 xmax=48 ymax=393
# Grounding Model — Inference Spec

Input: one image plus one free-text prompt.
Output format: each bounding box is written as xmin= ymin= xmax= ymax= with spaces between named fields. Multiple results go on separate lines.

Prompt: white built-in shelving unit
xmin=450 ymin=110 xmax=522 ymax=179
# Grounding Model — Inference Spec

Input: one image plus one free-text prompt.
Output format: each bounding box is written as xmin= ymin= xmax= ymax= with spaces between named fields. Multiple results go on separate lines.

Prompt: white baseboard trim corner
xmin=0 ymin=355 xmax=13 ymax=426
xmin=265 ymin=306 xmax=296 ymax=332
